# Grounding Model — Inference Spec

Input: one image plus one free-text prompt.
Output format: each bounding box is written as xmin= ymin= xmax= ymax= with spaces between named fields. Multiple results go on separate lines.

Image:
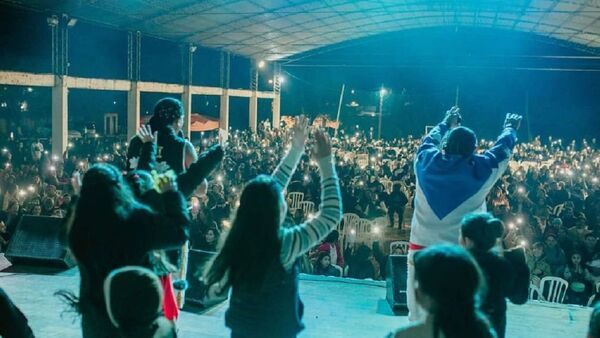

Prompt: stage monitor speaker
xmin=386 ymin=254 xmax=409 ymax=315
xmin=185 ymin=249 xmax=227 ymax=307
xmin=5 ymin=215 xmax=75 ymax=269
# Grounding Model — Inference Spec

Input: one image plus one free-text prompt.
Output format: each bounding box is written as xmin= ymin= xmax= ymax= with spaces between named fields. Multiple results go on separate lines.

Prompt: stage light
xmin=277 ymin=76 xmax=285 ymax=84
xmin=508 ymin=222 xmax=515 ymax=230
xmin=268 ymin=79 xmax=273 ymax=84
xmin=52 ymin=155 xmax=59 ymax=161
xmin=304 ymin=175 xmax=309 ymax=182
xmin=516 ymin=217 xmax=524 ymax=225
xmin=1 ymin=148 xmax=7 ymax=153
xmin=67 ymin=18 xmax=78 ymax=27
xmin=217 ymin=175 xmax=223 ymax=182
xmin=49 ymin=165 xmax=56 ymax=171
xmin=380 ymin=88 xmax=387 ymax=96
xmin=517 ymin=187 xmax=525 ymax=194
xmin=258 ymin=60 xmax=265 ymax=68
xmin=78 ymin=161 xmax=84 ymax=167
xmin=68 ymin=142 xmax=74 ymax=148
xmin=373 ymin=226 xmax=380 ymax=234
xmin=27 ymin=87 xmax=33 ymax=92
xmin=520 ymin=240 xmax=528 ymax=247
xmin=593 ymin=177 xmax=599 ymax=183
xmin=27 ymin=185 xmax=35 ymax=192
xmin=350 ymin=229 xmax=356 ymax=235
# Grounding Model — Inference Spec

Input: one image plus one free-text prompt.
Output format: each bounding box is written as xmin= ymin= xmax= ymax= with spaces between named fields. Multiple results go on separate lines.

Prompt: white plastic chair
xmin=299 ymin=201 xmax=315 ymax=216
xmin=287 ymin=192 xmax=304 ymax=210
xmin=331 ymin=264 xmax=344 ymax=277
xmin=587 ymin=282 xmax=600 ymax=307
xmin=529 ymin=283 xmax=544 ymax=301
xmin=341 ymin=213 xmax=360 ymax=233
xmin=539 ymin=277 xmax=568 ymax=304
xmin=390 ymin=241 xmax=410 ymax=255
xmin=552 ymin=203 xmax=565 ymax=216
xmin=356 ymin=218 xmax=372 ymax=234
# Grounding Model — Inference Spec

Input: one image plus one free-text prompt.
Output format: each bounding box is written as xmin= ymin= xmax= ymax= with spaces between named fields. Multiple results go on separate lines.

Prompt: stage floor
xmin=0 ymin=269 xmax=592 ymax=338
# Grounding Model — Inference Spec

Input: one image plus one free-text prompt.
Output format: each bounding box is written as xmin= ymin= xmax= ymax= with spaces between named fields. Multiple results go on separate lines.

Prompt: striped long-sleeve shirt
xmin=205 ymin=145 xmax=342 ymax=300
xmin=272 ymin=146 xmax=343 ymax=271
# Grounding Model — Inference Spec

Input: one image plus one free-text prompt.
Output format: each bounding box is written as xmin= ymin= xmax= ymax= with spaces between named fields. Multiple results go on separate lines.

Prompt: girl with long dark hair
xmin=388 ymin=245 xmax=496 ymax=338
xmin=204 ymin=117 xmax=342 ymax=338
xmin=459 ymin=213 xmax=529 ymax=338
xmin=67 ymin=163 xmax=190 ymax=338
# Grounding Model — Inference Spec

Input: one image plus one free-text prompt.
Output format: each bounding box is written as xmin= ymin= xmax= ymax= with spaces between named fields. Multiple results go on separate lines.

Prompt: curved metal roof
xmin=4 ymin=0 xmax=600 ymax=60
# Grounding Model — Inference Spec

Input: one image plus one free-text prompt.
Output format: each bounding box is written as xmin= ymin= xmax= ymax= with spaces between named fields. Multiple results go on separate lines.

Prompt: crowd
xmin=0 ymin=96 xmax=598 ymax=337
xmin=1 ymin=115 xmax=599 ymax=300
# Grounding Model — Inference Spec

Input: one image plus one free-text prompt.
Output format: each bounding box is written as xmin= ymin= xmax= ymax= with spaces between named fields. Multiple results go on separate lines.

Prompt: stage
xmin=0 ymin=269 xmax=591 ymax=337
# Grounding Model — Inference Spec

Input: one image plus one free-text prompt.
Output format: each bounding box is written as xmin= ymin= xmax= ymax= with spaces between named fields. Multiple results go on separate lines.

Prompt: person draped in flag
xmin=407 ymin=106 xmax=522 ymax=320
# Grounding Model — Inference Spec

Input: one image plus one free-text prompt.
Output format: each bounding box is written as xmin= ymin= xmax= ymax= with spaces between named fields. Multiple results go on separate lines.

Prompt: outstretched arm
xmin=416 ymin=106 xmax=460 ymax=159
xmin=271 ymin=116 xmax=308 ymax=190
xmin=177 ymin=144 xmax=224 ymax=199
xmin=279 ymin=129 xmax=343 ymax=271
xmin=482 ymin=114 xmax=521 ymax=171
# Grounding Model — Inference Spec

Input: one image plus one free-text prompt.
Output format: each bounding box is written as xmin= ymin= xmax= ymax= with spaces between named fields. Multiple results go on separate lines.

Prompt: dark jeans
xmin=388 ymin=206 xmax=405 ymax=227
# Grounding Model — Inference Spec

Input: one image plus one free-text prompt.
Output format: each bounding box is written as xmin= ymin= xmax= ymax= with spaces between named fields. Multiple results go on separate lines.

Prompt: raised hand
xmin=311 ymin=128 xmax=332 ymax=160
xmin=443 ymin=106 xmax=462 ymax=128
xmin=503 ymin=113 xmax=523 ymax=130
xmin=71 ymin=171 xmax=82 ymax=194
xmin=291 ymin=115 xmax=309 ymax=149
xmin=137 ymin=125 xmax=157 ymax=144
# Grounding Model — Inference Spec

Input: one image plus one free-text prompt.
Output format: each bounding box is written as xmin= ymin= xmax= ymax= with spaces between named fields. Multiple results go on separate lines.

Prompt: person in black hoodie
xmin=127 ymin=98 xmax=196 ymax=175
xmin=459 ymin=212 xmax=529 ymax=338
xmin=128 ymin=124 xmax=224 ymax=319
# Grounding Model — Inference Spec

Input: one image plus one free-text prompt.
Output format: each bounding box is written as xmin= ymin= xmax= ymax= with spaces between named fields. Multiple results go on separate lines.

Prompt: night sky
xmin=1 ymin=4 xmax=599 ymax=140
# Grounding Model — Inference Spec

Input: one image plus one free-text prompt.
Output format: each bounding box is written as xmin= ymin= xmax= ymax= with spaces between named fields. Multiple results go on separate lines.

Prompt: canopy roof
xmin=4 ymin=0 xmax=600 ymax=60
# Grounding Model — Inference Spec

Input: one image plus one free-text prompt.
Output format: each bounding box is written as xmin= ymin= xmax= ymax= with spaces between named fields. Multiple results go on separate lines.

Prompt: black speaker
xmin=386 ymin=254 xmax=409 ymax=315
xmin=184 ymin=249 xmax=227 ymax=307
xmin=5 ymin=216 xmax=75 ymax=269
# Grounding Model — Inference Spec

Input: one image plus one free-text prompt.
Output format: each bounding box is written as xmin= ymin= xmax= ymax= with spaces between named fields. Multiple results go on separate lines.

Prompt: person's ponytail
xmin=461 ymin=213 xmax=505 ymax=252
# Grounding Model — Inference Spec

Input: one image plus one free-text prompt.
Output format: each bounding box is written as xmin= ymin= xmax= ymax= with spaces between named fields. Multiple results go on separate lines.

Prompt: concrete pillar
xmin=182 ymin=85 xmax=192 ymax=139
xmin=127 ymin=82 xmax=140 ymax=141
xmin=272 ymin=92 xmax=281 ymax=129
xmin=51 ymin=76 xmax=68 ymax=157
xmin=249 ymin=91 xmax=258 ymax=133
xmin=219 ymin=89 xmax=229 ymax=142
